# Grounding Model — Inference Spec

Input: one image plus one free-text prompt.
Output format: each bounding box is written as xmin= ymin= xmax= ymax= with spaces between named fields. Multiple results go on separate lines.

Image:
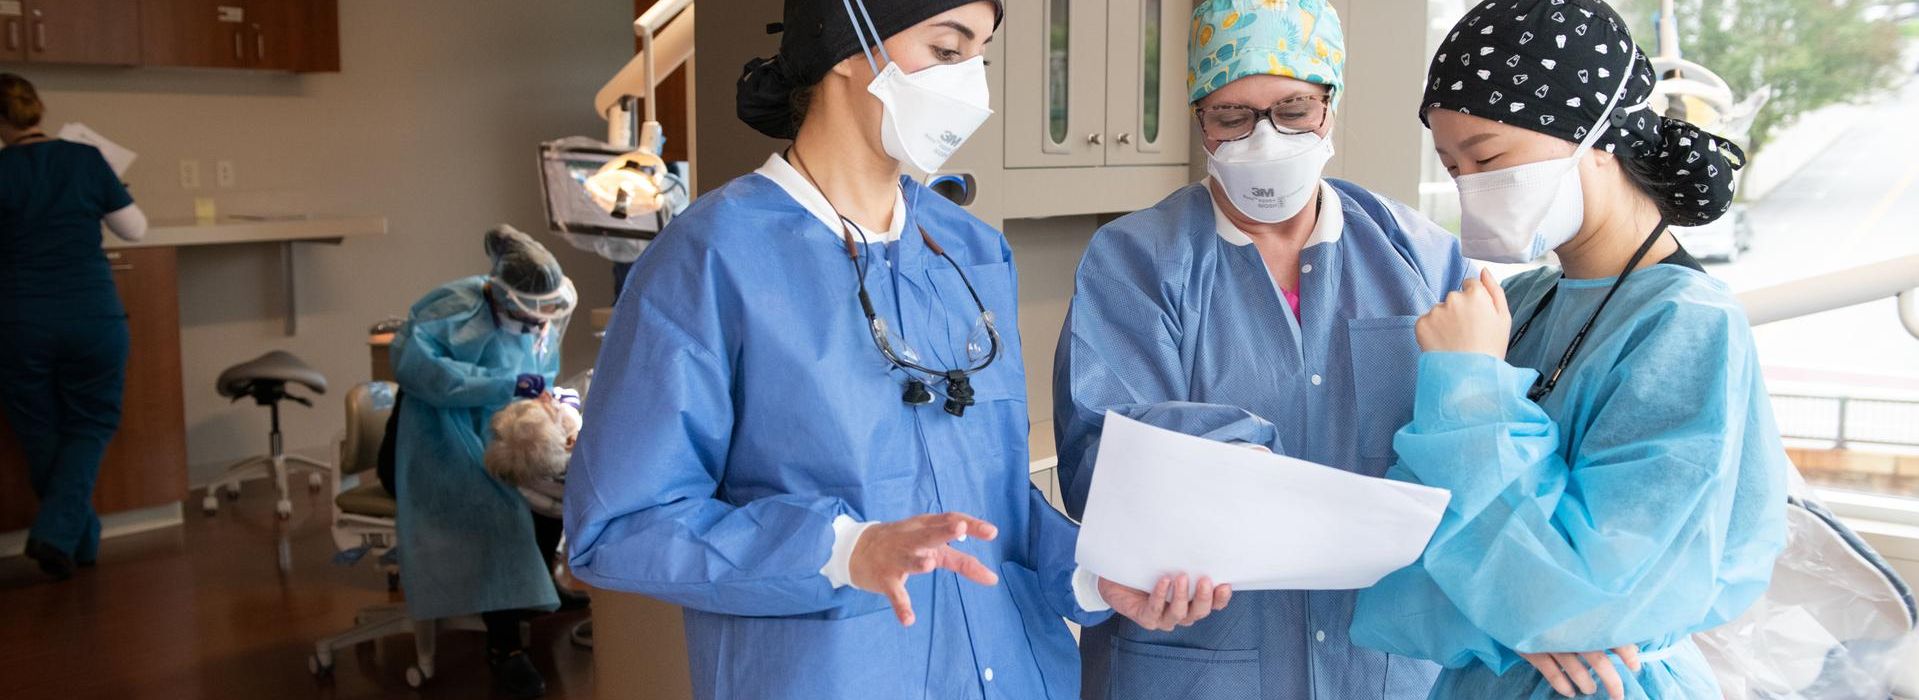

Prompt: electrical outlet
xmin=216 ymin=160 xmax=235 ymax=188
xmin=179 ymin=160 xmax=202 ymax=190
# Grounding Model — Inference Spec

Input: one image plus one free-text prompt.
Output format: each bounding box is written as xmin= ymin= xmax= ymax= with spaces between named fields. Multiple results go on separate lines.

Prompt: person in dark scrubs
xmin=0 ymin=73 xmax=148 ymax=581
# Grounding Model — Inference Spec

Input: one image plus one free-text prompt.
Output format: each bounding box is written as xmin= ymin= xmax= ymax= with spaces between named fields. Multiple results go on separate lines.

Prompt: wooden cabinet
xmin=0 ymin=0 xmax=141 ymax=66
xmin=0 ymin=2 xmax=25 ymax=63
xmin=138 ymin=0 xmax=236 ymax=68
xmin=0 ymin=247 xmax=188 ymax=533
xmin=133 ymin=0 xmax=341 ymax=72
xmin=276 ymin=0 xmax=337 ymax=72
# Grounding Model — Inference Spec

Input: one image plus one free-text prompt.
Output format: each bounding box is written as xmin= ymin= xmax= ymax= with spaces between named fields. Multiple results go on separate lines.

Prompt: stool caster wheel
xmin=275 ymin=500 xmax=293 ymax=519
xmin=308 ymin=653 xmax=333 ymax=677
xmin=202 ymin=495 xmax=219 ymax=515
xmin=406 ymin=665 xmax=428 ymax=688
xmin=307 ymin=473 xmax=325 ymax=492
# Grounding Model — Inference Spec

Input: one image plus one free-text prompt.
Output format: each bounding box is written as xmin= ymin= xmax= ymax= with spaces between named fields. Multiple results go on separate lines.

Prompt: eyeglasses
xmin=842 ymin=222 xmax=1001 ymax=417
xmin=1194 ymin=94 xmax=1332 ymax=141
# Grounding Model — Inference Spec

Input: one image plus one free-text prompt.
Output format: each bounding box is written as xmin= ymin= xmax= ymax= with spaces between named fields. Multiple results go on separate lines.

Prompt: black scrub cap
xmin=1423 ymin=0 xmax=1744 ymax=226
xmin=484 ymin=225 xmax=564 ymax=295
xmin=737 ymin=0 xmax=1005 ymax=140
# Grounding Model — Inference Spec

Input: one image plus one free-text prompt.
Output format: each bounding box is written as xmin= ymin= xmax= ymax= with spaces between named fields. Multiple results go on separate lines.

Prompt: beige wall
xmin=11 ymin=0 xmax=635 ymax=484
xmin=1326 ymin=0 xmax=1431 ymax=204
xmin=1005 ymin=215 xmax=1101 ymax=457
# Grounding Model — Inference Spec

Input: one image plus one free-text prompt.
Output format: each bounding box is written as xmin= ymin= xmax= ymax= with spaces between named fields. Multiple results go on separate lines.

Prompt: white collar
xmin=756 ymin=153 xmax=907 ymax=243
xmin=1208 ymin=179 xmax=1344 ymax=248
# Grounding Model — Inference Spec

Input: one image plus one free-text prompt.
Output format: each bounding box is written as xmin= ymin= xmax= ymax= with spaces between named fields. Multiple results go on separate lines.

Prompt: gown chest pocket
xmin=1347 ymin=315 xmax=1422 ymax=465
xmin=921 ymin=260 xmax=1024 ymax=403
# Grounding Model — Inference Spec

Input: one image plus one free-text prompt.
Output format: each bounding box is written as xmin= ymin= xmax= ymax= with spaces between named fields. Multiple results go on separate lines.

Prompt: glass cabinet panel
xmin=1047 ymin=0 xmax=1071 ymax=145
xmin=1141 ymin=0 xmax=1162 ymax=144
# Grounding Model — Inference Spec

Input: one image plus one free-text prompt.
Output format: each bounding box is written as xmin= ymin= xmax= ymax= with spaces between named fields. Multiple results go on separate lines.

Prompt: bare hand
xmin=849 ymin=512 xmax=1000 ymax=627
xmin=1097 ymin=575 xmax=1232 ymax=632
xmin=1415 ymin=268 xmax=1512 ymax=358
xmin=1520 ymin=645 xmax=1642 ymax=699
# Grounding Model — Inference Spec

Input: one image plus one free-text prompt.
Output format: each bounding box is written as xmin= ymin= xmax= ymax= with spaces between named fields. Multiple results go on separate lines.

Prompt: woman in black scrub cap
xmin=1350 ymin=1 xmax=1788 ymax=699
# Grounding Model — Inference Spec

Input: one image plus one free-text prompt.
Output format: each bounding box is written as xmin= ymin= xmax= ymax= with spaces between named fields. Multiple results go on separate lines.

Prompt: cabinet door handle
xmin=110 ymin=263 xmax=136 ymax=272
xmin=1117 ymin=133 xmax=1134 ymax=146
xmin=233 ymin=31 xmax=244 ymax=61
xmin=32 ymin=19 xmax=45 ymax=52
xmin=5 ymin=19 xmax=17 ymax=51
xmin=256 ymin=28 xmax=266 ymax=62
xmin=1087 ymin=133 xmax=1105 ymax=147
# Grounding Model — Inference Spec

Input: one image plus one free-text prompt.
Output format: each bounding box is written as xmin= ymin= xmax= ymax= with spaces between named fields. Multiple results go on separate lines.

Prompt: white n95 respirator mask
xmin=840 ymin=0 xmax=993 ymax=174
xmin=1206 ymin=120 xmax=1335 ymax=224
xmin=1454 ymin=155 xmax=1588 ymax=263
xmin=868 ymin=56 xmax=993 ymax=173
xmin=1452 ymin=52 xmax=1646 ymax=264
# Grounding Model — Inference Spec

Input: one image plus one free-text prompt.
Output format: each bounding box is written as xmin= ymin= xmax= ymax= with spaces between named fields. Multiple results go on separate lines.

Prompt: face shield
xmin=495 ymin=276 xmax=578 ymax=324
xmin=491 ymin=277 xmax=578 ymax=362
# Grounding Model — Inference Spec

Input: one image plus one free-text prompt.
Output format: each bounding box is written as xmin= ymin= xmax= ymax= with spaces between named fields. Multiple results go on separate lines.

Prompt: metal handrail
xmin=1737 ymin=253 xmax=1919 ymax=339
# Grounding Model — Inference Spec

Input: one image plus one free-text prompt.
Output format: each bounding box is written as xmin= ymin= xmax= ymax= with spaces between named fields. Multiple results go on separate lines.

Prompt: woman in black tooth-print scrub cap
xmin=1348 ymin=1 xmax=1789 ymax=699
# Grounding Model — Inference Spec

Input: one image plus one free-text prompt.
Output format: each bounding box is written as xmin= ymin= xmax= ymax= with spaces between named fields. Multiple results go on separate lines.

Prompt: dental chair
xmin=1695 ymin=468 xmax=1919 ymax=699
xmin=204 ymin=351 xmax=332 ymax=519
xmin=307 ymin=380 xmax=515 ymax=689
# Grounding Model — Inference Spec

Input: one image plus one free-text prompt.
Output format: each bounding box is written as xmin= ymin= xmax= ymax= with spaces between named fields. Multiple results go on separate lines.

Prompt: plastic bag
xmin=1694 ymin=484 xmax=1918 ymax=699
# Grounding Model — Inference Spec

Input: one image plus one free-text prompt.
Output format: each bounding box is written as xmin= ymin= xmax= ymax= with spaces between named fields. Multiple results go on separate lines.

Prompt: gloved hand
xmin=514 ymin=374 xmax=547 ymax=400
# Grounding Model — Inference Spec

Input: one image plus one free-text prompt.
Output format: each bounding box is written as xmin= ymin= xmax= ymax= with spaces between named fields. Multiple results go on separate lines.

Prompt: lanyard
xmin=1507 ymin=219 xmax=1671 ymax=402
xmin=787 ymin=147 xmax=1001 ymax=416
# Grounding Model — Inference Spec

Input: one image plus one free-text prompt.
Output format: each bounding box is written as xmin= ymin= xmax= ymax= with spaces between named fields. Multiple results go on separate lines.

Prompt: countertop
xmin=105 ymin=216 xmax=388 ymax=250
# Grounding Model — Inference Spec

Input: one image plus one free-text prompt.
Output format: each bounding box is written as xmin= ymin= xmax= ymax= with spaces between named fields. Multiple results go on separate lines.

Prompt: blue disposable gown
xmin=1055 ymin=180 xmax=1471 ymax=699
xmin=1349 ymin=264 xmax=1789 ymax=699
xmin=565 ymin=173 xmax=1109 ymax=700
xmin=391 ymin=276 xmax=561 ymax=621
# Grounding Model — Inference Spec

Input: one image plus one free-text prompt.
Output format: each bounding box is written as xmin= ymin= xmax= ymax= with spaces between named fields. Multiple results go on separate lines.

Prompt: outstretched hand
xmin=849 ymin=512 xmax=1000 ymax=627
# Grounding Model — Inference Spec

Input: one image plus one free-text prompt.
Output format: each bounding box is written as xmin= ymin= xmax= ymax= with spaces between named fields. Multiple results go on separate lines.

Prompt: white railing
xmin=1738 ymin=253 xmax=1919 ymax=338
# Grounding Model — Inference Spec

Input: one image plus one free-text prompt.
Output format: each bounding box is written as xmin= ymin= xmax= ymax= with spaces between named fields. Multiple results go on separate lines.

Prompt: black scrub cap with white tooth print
xmin=1421 ymin=0 xmax=1745 ymax=226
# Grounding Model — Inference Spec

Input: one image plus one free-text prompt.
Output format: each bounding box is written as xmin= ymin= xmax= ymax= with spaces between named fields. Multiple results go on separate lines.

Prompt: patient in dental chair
xmin=484 ymin=388 xmax=581 ymax=520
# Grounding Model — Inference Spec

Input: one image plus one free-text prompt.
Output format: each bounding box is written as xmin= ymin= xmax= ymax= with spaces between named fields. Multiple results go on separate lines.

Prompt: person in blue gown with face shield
xmin=564 ymin=1 xmax=1230 ymax=698
xmin=1053 ymin=2 xmax=1472 ymax=698
xmin=1349 ymin=2 xmax=1788 ymax=698
xmin=390 ymin=225 xmax=578 ymax=698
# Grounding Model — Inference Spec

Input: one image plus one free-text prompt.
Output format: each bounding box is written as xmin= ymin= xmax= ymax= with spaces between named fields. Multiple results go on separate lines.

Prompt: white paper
xmin=1075 ymin=412 xmax=1453 ymax=592
xmin=57 ymin=123 xmax=138 ymax=177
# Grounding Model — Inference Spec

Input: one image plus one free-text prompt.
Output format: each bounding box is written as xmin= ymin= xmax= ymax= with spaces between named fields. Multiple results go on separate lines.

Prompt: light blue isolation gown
xmin=1055 ymin=179 xmax=1471 ymax=699
xmin=1349 ymin=263 xmax=1789 ymax=699
xmin=390 ymin=276 xmax=562 ymax=621
xmin=565 ymin=173 xmax=1108 ymax=700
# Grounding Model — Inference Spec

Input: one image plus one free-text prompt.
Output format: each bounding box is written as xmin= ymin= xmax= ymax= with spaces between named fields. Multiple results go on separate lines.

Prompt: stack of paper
xmin=1076 ymin=412 xmax=1452 ymax=592
xmin=57 ymin=123 xmax=137 ymax=177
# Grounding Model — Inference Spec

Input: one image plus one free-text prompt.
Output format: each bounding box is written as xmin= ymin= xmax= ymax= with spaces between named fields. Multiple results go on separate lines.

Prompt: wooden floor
xmin=0 ymin=481 xmax=596 ymax=700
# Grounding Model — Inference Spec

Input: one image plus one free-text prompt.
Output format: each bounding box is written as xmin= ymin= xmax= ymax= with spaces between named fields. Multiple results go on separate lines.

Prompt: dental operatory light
xmin=584 ymin=128 xmax=669 ymax=220
xmin=538 ymin=0 xmax=692 ymax=245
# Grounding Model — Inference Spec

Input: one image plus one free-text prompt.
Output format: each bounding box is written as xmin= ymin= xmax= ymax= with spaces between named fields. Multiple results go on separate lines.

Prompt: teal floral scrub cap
xmin=1188 ymin=0 xmax=1346 ymax=106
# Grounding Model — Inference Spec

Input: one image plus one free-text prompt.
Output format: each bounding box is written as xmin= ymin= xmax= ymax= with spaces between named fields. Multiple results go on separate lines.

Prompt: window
xmin=1418 ymin=0 xmax=1919 ymax=504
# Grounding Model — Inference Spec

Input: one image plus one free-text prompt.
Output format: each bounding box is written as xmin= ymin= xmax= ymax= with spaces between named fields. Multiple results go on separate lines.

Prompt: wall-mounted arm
xmin=1738 ymin=254 xmax=1919 ymax=341
xmin=595 ymin=0 xmax=695 ymax=147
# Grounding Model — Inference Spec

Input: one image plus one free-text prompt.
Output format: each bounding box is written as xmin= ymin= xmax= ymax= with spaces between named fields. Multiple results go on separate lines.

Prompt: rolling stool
xmin=204 ymin=351 xmax=332 ymax=519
